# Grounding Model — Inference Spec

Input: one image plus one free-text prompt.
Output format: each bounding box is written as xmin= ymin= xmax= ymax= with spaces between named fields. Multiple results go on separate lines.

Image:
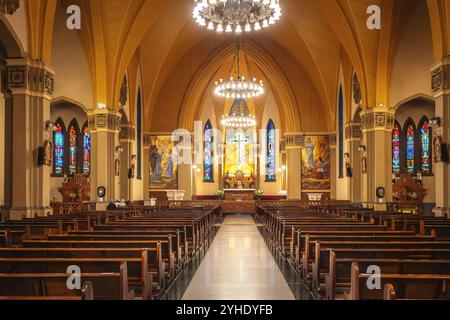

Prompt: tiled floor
xmin=182 ymin=215 xmax=295 ymax=300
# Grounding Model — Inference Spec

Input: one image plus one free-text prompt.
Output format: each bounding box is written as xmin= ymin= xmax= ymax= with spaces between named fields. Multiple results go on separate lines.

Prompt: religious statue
xmin=115 ymin=158 xmax=120 ymax=176
xmin=129 ymin=155 xmax=136 ymax=179
xmin=361 ymin=156 xmax=367 ymax=174
xmin=43 ymin=137 xmax=53 ymax=167
xmin=433 ymin=135 xmax=443 ymax=163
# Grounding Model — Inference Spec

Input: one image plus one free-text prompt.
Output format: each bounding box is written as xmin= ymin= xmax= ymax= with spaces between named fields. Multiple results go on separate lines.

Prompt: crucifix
xmin=231 ymin=134 xmax=249 ymax=170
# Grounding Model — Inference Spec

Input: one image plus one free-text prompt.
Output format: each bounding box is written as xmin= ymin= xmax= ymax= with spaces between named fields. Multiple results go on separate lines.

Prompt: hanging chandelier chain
xmin=193 ymin=0 xmax=282 ymax=34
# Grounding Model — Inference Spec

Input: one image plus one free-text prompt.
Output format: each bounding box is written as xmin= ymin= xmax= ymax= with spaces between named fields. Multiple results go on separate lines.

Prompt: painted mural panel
xmin=150 ymin=136 xmax=178 ymax=190
xmin=301 ymin=135 xmax=331 ymax=191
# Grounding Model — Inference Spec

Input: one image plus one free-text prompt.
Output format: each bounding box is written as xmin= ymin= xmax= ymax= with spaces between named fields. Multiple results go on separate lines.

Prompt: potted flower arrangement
xmin=254 ymin=189 xmax=264 ymax=200
xmin=215 ymin=190 xmax=225 ymax=200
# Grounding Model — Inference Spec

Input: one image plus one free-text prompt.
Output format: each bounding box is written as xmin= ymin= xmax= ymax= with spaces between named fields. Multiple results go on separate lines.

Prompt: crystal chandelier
xmin=214 ymin=39 xmax=264 ymax=99
xmin=193 ymin=0 xmax=282 ymax=33
xmin=221 ymin=98 xmax=256 ymax=128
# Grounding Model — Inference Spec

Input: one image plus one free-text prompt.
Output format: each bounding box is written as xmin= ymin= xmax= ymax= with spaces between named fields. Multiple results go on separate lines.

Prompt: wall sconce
xmin=97 ymin=103 xmax=106 ymax=110
xmin=430 ymin=117 xmax=441 ymax=127
xmin=116 ymin=146 xmax=124 ymax=154
xmin=45 ymin=120 xmax=56 ymax=132
xmin=358 ymin=145 xmax=366 ymax=153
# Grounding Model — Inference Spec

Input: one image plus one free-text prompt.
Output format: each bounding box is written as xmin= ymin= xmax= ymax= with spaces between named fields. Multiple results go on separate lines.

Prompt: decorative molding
xmin=119 ymin=124 xmax=135 ymax=142
xmin=360 ymin=108 xmax=395 ymax=132
xmin=431 ymin=58 xmax=450 ymax=97
xmin=345 ymin=122 xmax=362 ymax=140
xmin=7 ymin=60 xmax=55 ymax=97
xmin=87 ymin=109 xmax=121 ymax=133
xmin=284 ymin=134 xmax=304 ymax=148
xmin=431 ymin=67 xmax=442 ymax=93
xmin=284 ymin=133 xmax=336 ymax=148
xmin=0 ymin=0 xmax=19 ymax=15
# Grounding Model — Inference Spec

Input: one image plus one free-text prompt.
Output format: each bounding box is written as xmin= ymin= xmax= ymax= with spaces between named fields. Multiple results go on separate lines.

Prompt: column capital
xmin=360 ymin=107 xmax=395 ymax=132
xmin=119 ymin=124 xmax=135 ymax=142
xmin=284 ymin=133 xmax=304 ymax=149
xmin=431 ymin=56 xmax=450 ymax=98
xmin=6 ymin=58 xmax=55 ymax=100
xmin=345 ymin=122 xmax=362 ymax=140
xmin=87 ymin=108 xmax=121 ymax=133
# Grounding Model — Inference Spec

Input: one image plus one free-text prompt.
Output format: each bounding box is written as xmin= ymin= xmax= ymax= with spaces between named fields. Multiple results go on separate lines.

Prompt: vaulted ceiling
xmin=23 ymin=0 xmax=450 ymax=131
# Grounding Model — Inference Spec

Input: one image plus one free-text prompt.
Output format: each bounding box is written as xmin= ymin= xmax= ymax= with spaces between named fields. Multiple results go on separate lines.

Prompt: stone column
xmin=431 ymin=57 xmax=450 ymax=217
xmin=360 ymin=107 xmax=395 ymax=210
xmin=285 ymin=134 xmax=302 ymax=200
xmin=118 ymin=124 xmax=135 ymax=200
xmin=7 ymin=59 xmax=54 ymax=219
xmin=87 ymin=108 xmax=121 ymax=203
xmin=328 ymin=135 xmax=337 ymax=200
xmin=143 ymin=133 xmax=152 ymax=200
xmin=345 ymin=122 xmax=362 ymax=202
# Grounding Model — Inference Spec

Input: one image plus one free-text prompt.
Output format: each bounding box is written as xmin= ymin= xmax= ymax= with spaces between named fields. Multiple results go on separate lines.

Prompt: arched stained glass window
xmin=68 ymin=120 xmax=79 ymax=175
xmin=392 ymin=121 xmax=401 ymax=174
xmin=419 ymin=117 xmax=432 ymax=175
xmin=203 ymin=120 xmax=214 ymax=182
xmin=338 ymin=87 xmax=344 ymax=178
xmin=82 ymin=123 xmax=91 ymax=176
xmin=53 ymin=119 xmax=65 ymax=176
xmin=266 ymin=119 xmax=276 ymax=182
xmin=137 ymin=88 xmax=142 ymax=179
xmin=405 ymin=121 xmax=416 ymax=174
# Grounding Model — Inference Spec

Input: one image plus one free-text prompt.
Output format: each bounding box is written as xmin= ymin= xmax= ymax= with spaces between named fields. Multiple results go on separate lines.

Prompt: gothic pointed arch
xmin=53 ymin=117 xmax=66 ymax=177
xmin=67 ymin=118 xmax=81 ymax=176
xmin=203 ymin=119 xmax=214 ymax=183
xmin=418 ymin=115 xmax=432 ymax=176
xmin=402 ymin=117 xmax=417 ymax=175
xmin=392 ymin=120 xmax=402 ymax=175
xmin=266 ymin=119 xmax=276 ymax=182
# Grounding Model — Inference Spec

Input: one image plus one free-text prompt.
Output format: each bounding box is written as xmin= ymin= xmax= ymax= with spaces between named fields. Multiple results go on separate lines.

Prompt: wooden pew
xmin=0 ymin=261 xmax=134 ymax=300
xmin=325 ymin=251 xmax=450 ymax=299
xmin=0 ymin=247 xmax=164 ymax=297
xmin=0 ymin=251 xmax=152 ymax=300
xmin=346 ymin=262 xmax=450 ymax=300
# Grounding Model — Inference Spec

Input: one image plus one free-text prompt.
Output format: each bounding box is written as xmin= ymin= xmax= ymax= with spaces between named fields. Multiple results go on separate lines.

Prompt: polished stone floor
xmin=182 ymin=215 xmax=295 ymax=300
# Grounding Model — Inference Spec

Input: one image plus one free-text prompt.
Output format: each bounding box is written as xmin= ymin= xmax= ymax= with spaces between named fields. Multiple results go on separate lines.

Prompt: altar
xmin=224 ymin=189 xmax=255 ymax=201
xmin=222 ymin=189 xmax=256 ymax=214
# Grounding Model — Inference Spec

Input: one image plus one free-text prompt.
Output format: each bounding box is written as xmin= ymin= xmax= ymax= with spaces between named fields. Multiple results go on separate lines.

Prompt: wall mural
xmin=150 ymin=136 xmax=178 ymax=190
xmin=301 ymin=135 xmax=331 ymax=191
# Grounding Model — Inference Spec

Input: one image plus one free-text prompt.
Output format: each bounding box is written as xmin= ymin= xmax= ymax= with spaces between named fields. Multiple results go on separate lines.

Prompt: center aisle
xmin=182 ymin=215 xmax=295 ymax=300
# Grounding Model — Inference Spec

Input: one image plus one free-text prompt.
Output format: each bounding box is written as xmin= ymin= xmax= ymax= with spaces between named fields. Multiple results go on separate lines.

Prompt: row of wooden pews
xmin=0 ymin=205 xmax=220 ymax=300
xmin=257 ymin=205 xmax=450 ymax=300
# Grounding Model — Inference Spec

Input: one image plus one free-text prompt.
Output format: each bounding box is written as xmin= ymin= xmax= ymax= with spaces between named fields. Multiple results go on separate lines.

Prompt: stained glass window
xmin=266 ymin=119 xmax=276 ymax=182
xmin=406 ymin=122 xmax=415 ymax=174
xmin=54 ymin=121 xmax=65 ymax=176
xmin=137 ymin=89 xmax=142 ymax=179
xmin=338 ymin=87 xmax=344 ymax=178
xmin=83 ymin=124 xmax=91 ymax=176
xmin=68 ymin=123 xmax=78 ymax=175
xmin=203 ymin=120 xmax=214 ymax=182
xmin=392 ymin=122 xmax=401 ymax=174
xmin=420 ymin=118 xmax=431 ymax=175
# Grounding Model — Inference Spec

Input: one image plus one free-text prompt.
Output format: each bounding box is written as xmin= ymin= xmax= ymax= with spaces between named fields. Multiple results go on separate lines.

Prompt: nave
xmin=182 ymin=216 xmax=294 ymax=300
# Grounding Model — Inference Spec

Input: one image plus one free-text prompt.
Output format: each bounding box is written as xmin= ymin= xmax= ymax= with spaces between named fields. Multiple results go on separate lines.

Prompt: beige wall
xmin=51 ymin=2 xmax=94 ymax=110
xmin=3 ymin=0 xmax=28 ymax=53
xmin=389 ymin=0 xmax=434 ymax=107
